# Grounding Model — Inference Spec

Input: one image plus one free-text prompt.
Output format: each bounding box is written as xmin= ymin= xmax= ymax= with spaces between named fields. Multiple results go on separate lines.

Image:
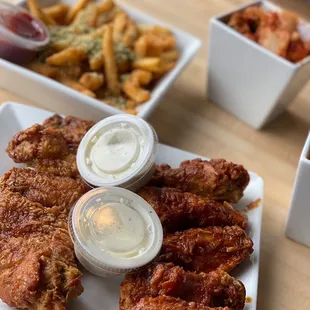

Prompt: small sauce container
xmin=68 ymin=187 xmax=163 ymax=277
xmin=77 ymin=114 xmax=158 ymax=192
xmin=0 ymin=1 xmax=49 ymax=64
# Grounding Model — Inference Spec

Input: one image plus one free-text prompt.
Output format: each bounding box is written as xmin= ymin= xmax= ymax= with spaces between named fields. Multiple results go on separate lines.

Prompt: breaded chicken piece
xmin=158 ymin=226 xmax=253 ymax=273
xmin=138 ymin=187 xmax=248 ymax=232
xmin=130 ymin=296 xmax=230 ymax=310
xmin=0 ymin=167 xmax=89 ymax=210
xmin=150 ymin=159 xmax=250 ymax=203
xmin=0 ymin=190 xmax=83 ymax=309
xmin=6 ymin=124 xmax=69 ymax=163
xmin=120 ymin=263 xmax=245 ymax=310
xmin=43 ymin=114 xmax=95 ymax=147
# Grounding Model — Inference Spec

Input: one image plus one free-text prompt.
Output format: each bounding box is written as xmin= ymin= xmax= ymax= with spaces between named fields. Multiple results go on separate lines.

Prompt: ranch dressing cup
xmin=77 ymin=115 xmax=158 ymax=191
xmin=69 ymin=187 xmax=163 ymax=277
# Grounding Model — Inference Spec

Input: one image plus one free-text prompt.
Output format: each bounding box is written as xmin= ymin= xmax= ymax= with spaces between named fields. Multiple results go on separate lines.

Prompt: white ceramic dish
xmin=0 ymin=102 xmax=263 ymax=310
xmin=0 ymin=0 xmax=201 ymax=121
xmin=286 ymin=133 xmax=310 ymax=247
xmin=207 ymin=0 xmax=310 ymax=129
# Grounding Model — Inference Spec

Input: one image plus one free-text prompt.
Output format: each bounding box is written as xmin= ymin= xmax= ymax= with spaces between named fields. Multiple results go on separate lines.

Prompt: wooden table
xmin=2 ymin=0 xmax=310 ymax=309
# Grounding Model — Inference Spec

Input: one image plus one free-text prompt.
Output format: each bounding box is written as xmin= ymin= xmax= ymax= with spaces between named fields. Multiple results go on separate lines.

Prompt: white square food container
xmin=207 ymin=0 xmax=310 ymax=129
xmin=286 ymin=133 xmax=310 ymax=247
xmin=0 ymin=0 xmax=201 ymax=121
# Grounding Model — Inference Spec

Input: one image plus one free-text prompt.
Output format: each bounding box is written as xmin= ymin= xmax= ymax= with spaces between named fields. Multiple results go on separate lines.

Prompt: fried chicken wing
xmin=150 ymin=159 xmax=250 ymax=203
xmin=0 ymin=168 xmax=89 ymax=210
xmin=138 ymin=187 xmax=248 ymax=232
xmin=120 ymin=263 xmax=245 ymax=310
xmin=158 ymin=226 xmax=253 ymax=273
xmin=43 ymin=114 xmax=95 ymax=147
xmin=130 ymin=296 xmax=230 ymax=310
xmin=6 ymin=124 xmax=69 ymax=163
xmin=0 ymin=190 xmax=83 ymax=309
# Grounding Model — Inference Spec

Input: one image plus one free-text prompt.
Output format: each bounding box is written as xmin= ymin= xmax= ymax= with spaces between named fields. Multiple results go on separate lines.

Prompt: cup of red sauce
xmin=0 ymin=1 xmax=49 ymax=64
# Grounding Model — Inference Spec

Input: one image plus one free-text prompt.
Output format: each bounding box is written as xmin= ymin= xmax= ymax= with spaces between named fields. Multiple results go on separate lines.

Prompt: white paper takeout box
xmin=286 ymin=133 xmax=310 ymax=247
xmin=207 ymin=0 xmax=310 ymax=129
xmin=0 ymin=0 xmax=201 ymax=121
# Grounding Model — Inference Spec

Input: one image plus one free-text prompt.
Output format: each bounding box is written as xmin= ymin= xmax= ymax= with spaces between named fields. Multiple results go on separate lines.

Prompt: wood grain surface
xmin=1 ymin=0 xmax=310 ymax=309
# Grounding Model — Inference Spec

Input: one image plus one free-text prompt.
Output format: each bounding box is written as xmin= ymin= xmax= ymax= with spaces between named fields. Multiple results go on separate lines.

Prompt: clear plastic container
xmin=0 ymin=1 xmax=49 ymax=64
xmin=69 ymin=187 xmax=163 ymax=277
xmin=77 ymin=114 xmax=158 ymax=192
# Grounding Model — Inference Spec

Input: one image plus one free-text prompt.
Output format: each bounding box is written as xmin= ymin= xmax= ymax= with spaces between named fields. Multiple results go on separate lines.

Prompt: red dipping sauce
xmin=0 ymin=1 xmax=49 ymax=64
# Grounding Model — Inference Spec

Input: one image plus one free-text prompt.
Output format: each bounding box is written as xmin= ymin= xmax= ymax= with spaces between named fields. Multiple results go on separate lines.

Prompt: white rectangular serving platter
xmin=0 ymin=0 xmax=201 ymax=121
xmin=0 ymin=102 xmax=263 ymax=310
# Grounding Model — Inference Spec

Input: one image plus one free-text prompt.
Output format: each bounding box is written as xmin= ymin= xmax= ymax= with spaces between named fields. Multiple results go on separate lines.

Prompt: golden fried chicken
xmin=6 ymin=124 xmax=69 ymax=163
xmin=150 ymin=159 xmax=250 ymax=203
xmin=138 ymin=187 xmax=248 ymax=232
xmin=120 ymin=263 xmax=245 ymax=310
xmin=130 ymin=296 xmax=230 ymax=310
xmin=43 ymin=114 xmax=95 ymax=147
xmin=0 ymin=190 xmax=83 ymax=309
xmin=7 ymin=124 xmax=79 ymax=177
xmin=0 ymin=167 xmax=89 ymax=210
xmin=158 ymin=226 xmax=253 ymax=273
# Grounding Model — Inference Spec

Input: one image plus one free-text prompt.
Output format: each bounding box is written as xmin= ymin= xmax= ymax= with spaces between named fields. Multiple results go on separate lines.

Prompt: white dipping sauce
xmin=77 ymin=115 xmax=158 ymax=191
xmin=69 ymin=187 xmax=163 ymax=277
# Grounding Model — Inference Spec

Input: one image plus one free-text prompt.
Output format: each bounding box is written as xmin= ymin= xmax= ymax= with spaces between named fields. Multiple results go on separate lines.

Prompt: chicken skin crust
xmin=0 ymin=190 xmax=83 ymax=310
xmin=0 ymin=167 xmax=89 ymax=210
xmin=158 ymin=226 xmax=253 ymax=273
xmin=150 ymin=158 xmax=250 ymax=203
xmin=138 ymin=187 xmax=248 ymax=232
xmin=130 ymin=296 xmax=231 ymax=310
xmin=120 ymin=263 xmax=245 ymax=310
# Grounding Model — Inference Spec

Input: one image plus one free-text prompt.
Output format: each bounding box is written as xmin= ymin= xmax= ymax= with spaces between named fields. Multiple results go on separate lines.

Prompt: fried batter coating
xmin=0 ymin=167 xmax=89 ymax=210
xmin=120 ymin=263 xmax=245 ymax=310
xmin=138 ymin=187 xmax=248 ymax=232
xmin=151 ymin=159 xmax=250 ymax=203
xmin=130 ymin=296 xmax=230 ymax=310
xmin=158 ymin=226 xmax=253 ymax=273
xmin=0 ymin=190 xmax=83 ymax=309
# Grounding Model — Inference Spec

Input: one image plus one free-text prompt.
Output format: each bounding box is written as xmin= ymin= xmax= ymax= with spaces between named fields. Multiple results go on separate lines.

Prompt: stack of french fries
xmin=25 ymin=0 xmax=179 ymax=114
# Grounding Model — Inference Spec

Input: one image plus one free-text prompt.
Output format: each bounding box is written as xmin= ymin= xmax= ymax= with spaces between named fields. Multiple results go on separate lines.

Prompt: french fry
xmin=72 ymin=3 xmax=98 ymax=27
xmin=97 ymin=0 xmax=115 ymax=14
xmin=43 ymin=4 xmax=69 ymax=23
xmin=58 ymin=76 xmax=96 ymax=97
xmin=66 ymin=0 xmax=90 ymax=24
xmin=79 ymin=72 xmax=104 ymax=90
xmin=122 ymin=80 xmax=150 ymax=103
xmin=113 ymin=12 xmax=128 ymax=41
xmin=25 ymin=61 xmax=58 ymax=78
xmin=132 ymin=57 xmax=161 ymax=72
xmin=103 ymin=25 xmax=120 ymax=95
xmin=131 ymin=69 xmax=152 ymax=85
xmin=134 ymin=36 xmax=148 ymax=57
xmin=137 ymin=24 xmax=171 ymax=36
xmin=122 ymin=22 xmax=138 ymax=47
xmin=89 ymin=53 xmax=103 ymax=70
xmin=160 ymin=50 xmax=180 ymax=62
xmin=27 ymin=0 xmax=56 ymax=25
xmin=123 ymin=108 xmax=137 ymax=115
xmin=46 ymin=47 xmax=87 ymax=66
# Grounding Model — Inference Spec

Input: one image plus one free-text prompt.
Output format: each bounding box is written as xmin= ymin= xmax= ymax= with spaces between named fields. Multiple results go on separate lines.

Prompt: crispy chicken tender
xmin=0 ymin=168 xmax=89 ymax=210
xmin=150 ymin=159 xmax=250 ymax=203
xmin=120 ymin=263 xmax=245 ymax=310
xmin=138 ymin=187 xmax=248 ymax=232
xmin=130 ymin=296 xmax=230 ymax=310
xmin=0 ymin=190 xmax=83 ymax=309
xmin=158 ymin=226 xmax=253 ymax=273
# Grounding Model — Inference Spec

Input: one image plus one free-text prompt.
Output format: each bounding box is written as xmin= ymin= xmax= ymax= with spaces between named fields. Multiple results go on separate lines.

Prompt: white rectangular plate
xmin=0 ymin=0 xmax=201 ymax=121
xmin=0 ymin=102 xmax=263 ymax=310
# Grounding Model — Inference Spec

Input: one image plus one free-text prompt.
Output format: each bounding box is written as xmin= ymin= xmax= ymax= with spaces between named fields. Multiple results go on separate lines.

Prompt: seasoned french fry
xmin=79 ymin=72 xmax=104 ymax=90
xmin=160 ymin=50 xmax=180 ymax=62
xmin=113 ymin=12 xmax=128 ymax=41
xmin=132 ymin=57 xmax=161 ymax=72
xmin=27 ymin=0 xmax=56 ymax=25
xmin=131 ymin=69 xmax=152 ymax=85
xmin=97 ymin=0 xmax=115 ymax=14
xmin=58 ymin=76 xmax=96 ymax=97
xmin=152 ymin=61 xmax=176 ymax=78
xmin=89 ymin=53 xmax=103 ymax=70
xmin=134 ymin=36 xmax=148 ymax=57
xmin=66 ymin=0 xmax=90 ymax=24
xmin=46 ymin=47 xmax=87 ymax=66
xmin=137 ymin=24 xmax=171 ymax=36
xmin=25 ymin=61 xmax=58 ymax=78
xmin=43 ymin=4 xmax=69 ymax=23
xmin=123 ymin=108 xmax=137 ymax=115
xmin=122 ymin=22 xmax=138 ymax=47
xmin=103 ymin=25 xmax=120 ymax=95
xmin=147 ymin=34 xmax=176 ymax=52
xmin=122 ymin=80 xmax=150 ymax=103
xmin=72 ymin=3 xmax=98 ymax=27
